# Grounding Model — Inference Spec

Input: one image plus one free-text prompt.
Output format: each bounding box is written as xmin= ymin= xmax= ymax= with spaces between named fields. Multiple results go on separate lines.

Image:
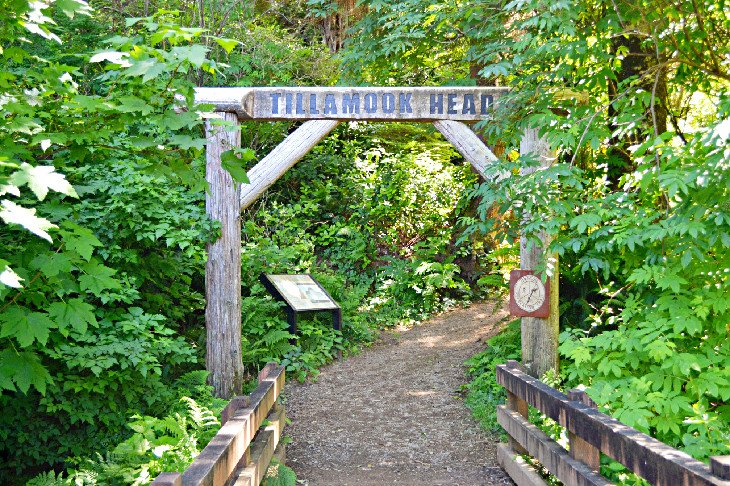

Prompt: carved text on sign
xmin=194 ymin=87 xmax=510 ymax=121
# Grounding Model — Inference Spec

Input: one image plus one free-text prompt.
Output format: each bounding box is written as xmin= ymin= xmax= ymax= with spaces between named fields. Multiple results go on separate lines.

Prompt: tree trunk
xmin=205 ymin=112 xmax=244 ymax=398
xmin=607 ymin=34 xmax=668 ymax=184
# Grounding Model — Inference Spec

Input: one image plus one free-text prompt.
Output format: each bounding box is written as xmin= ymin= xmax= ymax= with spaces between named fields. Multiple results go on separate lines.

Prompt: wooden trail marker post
xmin=198 ymin=86 xmax=558 ymax=395
xmin=518 ymin=129 xmax=559 ymax=378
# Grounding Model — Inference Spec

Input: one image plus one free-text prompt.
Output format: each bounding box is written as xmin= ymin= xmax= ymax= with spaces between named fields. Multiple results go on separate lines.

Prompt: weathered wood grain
xmin=205 ymin=112 xmax=244 ymax=398
xmin=230 ymin=404 xmax=287 ymax=486
xmin=508 ymin=390 xmax=529 ymax=455
xmin=151 ymin=472 xmax=182 ymax=486
xmin=567 ymin=389 xmax=600 ymax=471
xmin=496 ymin=364 xmax=730 ymax=486
xmin=195 ymin=87 xmax=509 ymax=121
xmin=497 ymin=443 xmax=550 ymax=486
xmin=712 ymin=457 xmax=730 ymax=480
xmin=497 ymin=406 xmax=613 ymax=486
xmin=240 ymin=120 xmax=339 ymax=210
xmin=432 ymin=120 xmax=498 ymax=179
xmin=180 ymin=364 xmax=285 ymax=486
xmin=519 ymin=129 xmax=559 ymax=378
xmin=221 ymin=396 xmax=250 ymax=427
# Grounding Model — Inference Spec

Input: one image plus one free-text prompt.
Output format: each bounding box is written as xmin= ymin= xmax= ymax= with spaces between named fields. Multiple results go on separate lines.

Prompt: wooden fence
xmin=496 ymin=360 xmax=730 ymax=486
xmin=151 ymin=363 xmax=286 ymax=486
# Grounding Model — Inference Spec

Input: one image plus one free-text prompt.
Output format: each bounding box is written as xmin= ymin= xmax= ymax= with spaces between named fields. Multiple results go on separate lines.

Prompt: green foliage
xmin=0 ymin=2 xmax=233 ymax=478
xmin=262 ymin=460 xmax=297 ymax=486
xmin=25 ymin=371 xmax=225 ymax=485
xmin=463 ymin=319 xmax=520 ymax=432
xmin=341 ymin=0 xmax=472 ymax=85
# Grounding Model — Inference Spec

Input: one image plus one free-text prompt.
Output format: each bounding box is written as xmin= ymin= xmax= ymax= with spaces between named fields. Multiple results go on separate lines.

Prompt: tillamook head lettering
xmin=231 ymin=87 xmax=508 ymax=121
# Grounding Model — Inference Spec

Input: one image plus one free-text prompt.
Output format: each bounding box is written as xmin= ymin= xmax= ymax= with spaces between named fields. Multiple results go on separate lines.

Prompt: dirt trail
xmin=283 ymin=301 xmax=515 ymax=486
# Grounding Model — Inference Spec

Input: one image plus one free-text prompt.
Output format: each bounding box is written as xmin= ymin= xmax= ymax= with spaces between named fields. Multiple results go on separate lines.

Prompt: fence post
xmin=711 ymin=456 xmax=730 ymax=480
xmin=567 ymin=388 xmax=600 ymax=471
xmin=506 ymin=361 xmax=530 ymax=455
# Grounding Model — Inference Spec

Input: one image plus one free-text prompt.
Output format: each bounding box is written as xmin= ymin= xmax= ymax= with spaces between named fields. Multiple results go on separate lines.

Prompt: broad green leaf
xmin=0 ymin=259 xmax=22 ymax=288
xmin=55 ymin=0 xmax=92 ymax=18
xmin=9 ymin=162 xmax=78 ymax=200
xmin=214 ymin=38 xmax=240 ymax=54
xmin=0 ymin=307 xmax=54 ymax=347
xmin=115 ymin=96 xmax=153 ymax=114
xmin=0 ymin=200 xmax=57 ymax=241
xmin=221 ymin=150 xmax=252 ymax=184
xmin=0 ymin=349 xmax=52 ymax=394
xmin=79 ymin=260 xmax=122 ymax=295
xmin=60 ymin=223 xmax=102 ymax=261
xmin=89 ymin=51 xmax=131 ymax=66
xmin=171 ymin=45 xmax=209 ymax=68
xmin=31 ymin=253 xmax=72 ymax=277
xmin=48 ymin=299 xmax=97 ymax=335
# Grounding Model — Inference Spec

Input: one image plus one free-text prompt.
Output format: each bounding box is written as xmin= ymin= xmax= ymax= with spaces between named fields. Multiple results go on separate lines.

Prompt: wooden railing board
xmin=229 ymin=404 xmax=286 ymax=486
xmin=712 ymin=457 xmax=730 ymax=480
xmin=496 ymin=364 xmax=730 ymax=486
xmin=498 ymin=405 xmax=613 ymax=486
xmin=497 ymin=443 xmax=550 ymax=486
xmin=152 ymin=472 xmax=183 ymax=486
xmin=221 ymin=397 xmax=250 ymax=426
xmin=567 ymin=389 xmax=600 ymax=471
xmin=178 ymin=364 xmax=285 ymax=486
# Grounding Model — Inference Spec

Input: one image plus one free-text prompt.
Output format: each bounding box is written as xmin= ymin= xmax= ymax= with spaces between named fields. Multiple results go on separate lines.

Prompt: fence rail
xmin=496 ymin=360 xmax=730 ymax=486
xmin=152 ymin=363 xmax=286 ymax=486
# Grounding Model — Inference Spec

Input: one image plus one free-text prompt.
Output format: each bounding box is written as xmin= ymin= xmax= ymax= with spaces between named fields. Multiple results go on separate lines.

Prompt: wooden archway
xmin=198 ymin=87 xmax=558 ymax=397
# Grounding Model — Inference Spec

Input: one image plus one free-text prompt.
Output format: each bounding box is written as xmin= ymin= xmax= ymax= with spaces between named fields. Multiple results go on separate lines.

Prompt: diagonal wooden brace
xmin=240 ymin=120 xmax=340 ymax=210
xmin=433 ymin=120 xmax=499 ymax=180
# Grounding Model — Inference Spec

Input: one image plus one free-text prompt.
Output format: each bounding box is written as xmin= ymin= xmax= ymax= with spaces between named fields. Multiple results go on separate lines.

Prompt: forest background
xmin=1 ymin=0 xmax=728 ymax=484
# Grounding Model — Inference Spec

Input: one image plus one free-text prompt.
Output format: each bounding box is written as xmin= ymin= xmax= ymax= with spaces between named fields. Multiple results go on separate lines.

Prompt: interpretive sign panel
xmin=261 ymin=274 xmax=339 ymax=312
xmin=195 ymin=86 xmax=510 ymax=122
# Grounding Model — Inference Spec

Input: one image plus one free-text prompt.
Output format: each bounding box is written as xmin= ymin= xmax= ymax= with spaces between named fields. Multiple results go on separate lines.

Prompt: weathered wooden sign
xmin=261 ymin=274 xmax=339 ymax=312
xmin=259 ymin=274 xmax=341 ymax=343
xmin=195 ymin=86 xmax=509 ymax=121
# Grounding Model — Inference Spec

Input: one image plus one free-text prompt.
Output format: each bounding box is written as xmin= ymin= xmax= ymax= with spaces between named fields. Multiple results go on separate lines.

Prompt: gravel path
xmin=283 ymin=301 xmax=515 ymax=486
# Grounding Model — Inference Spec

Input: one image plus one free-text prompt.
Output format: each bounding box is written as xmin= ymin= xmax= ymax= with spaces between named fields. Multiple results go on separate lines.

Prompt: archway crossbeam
xmin=195 ymin=86 xmax=509 ymax=122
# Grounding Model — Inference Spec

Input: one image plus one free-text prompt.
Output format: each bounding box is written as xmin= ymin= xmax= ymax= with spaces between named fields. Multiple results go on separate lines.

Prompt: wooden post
xmin=711 ymin=456 xmax=730 ymax=480
xmin=506 ymin=360 xmax=530 ymax=455
xmin=205 ymin=112 xmax=245 ymax=398
xmin=567 ymin=389 xmax=601 ymax=471
xmin=519 ymin=128 xmax=559 ymax=378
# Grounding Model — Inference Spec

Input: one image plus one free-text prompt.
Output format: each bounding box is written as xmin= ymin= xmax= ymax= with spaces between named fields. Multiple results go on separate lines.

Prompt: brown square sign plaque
xmin=509 ymin=270 xmax=550 ymax=318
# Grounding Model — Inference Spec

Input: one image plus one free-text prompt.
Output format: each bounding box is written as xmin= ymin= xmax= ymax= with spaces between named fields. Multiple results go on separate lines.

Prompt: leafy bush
xmin=26 ymin=370 xmax=225 ymax=485
xmin=463 ymin=319 xmax=520 ymax=432
xmin=262 ymin=460 xmax=297 ymax=486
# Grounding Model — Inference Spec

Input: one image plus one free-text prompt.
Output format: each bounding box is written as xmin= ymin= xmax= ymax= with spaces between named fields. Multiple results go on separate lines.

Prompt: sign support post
xmin=519 ymin=128 xmax=559 ymax=378
xmin=260 ymin=274 xmax=341 ymax=349
xmin=205 ymin=112 xmax=245 ymax=398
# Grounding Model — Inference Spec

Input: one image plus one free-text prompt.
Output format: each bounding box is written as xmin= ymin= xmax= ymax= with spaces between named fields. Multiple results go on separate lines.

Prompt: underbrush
xmin=26 ymin=371 xmax=226 ymax=485
xmin=463 ymin=318 xmax=521 ymax=432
